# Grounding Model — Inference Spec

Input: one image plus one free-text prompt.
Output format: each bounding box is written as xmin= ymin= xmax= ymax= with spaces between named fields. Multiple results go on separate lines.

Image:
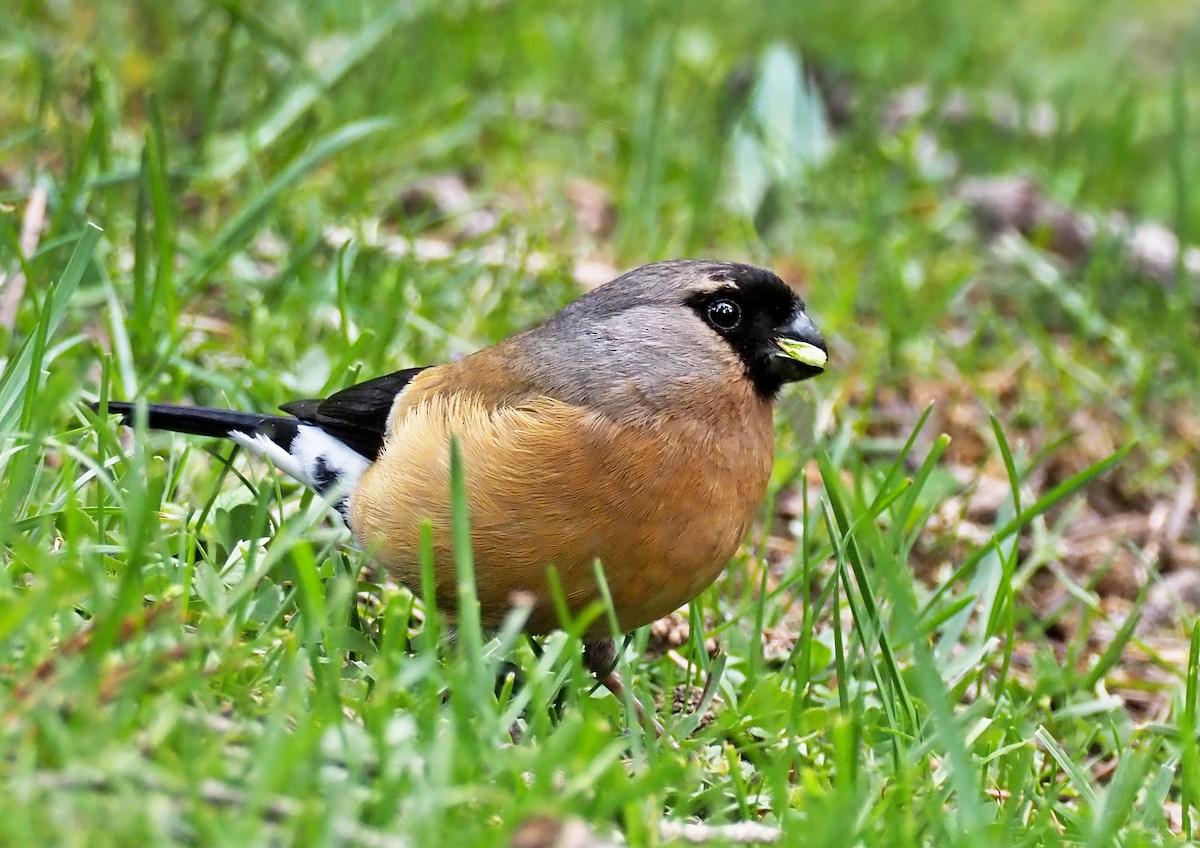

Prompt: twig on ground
xmin=0 ymin=183 xmax=48 ymax=329
xmin=659 ymin=820 xmax=782 ymax=844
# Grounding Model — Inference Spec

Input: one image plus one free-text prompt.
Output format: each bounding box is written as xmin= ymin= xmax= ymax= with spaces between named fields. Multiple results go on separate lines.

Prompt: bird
xmin=93 ymin=259 xmax=827 ymax=718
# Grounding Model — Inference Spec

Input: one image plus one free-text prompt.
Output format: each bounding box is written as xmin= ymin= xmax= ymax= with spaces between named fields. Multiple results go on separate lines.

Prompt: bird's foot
xmin=583 ymin=638 xmax=664 ymax=737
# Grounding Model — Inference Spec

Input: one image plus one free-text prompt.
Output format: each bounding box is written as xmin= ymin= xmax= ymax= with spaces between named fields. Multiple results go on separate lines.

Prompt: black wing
xmin=280 ymin=366 xmax=428 ymax=460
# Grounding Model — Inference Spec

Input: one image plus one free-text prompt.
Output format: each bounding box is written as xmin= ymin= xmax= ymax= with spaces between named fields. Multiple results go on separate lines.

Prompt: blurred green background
xmin=2 ymin=1 xmax=1199 ymax=845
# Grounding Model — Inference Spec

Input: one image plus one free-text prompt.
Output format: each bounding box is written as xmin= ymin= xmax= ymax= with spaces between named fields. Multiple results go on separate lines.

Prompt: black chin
xmin=746 ymin=355 xmax=824 ymax=399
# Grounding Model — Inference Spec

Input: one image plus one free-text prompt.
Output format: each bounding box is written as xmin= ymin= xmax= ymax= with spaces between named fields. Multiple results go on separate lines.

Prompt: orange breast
xmin=348 ymin=384 xmax=774 ymax=635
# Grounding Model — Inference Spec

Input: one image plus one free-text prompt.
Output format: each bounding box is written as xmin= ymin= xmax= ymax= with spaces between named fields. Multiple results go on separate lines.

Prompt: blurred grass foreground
xmin=2 ymin=1 xmax=1200 ymax=845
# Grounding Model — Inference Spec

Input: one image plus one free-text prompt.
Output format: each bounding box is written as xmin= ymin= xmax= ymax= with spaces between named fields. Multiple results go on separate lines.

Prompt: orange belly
xmin=348 ymin=395 xmax=773 ymax=635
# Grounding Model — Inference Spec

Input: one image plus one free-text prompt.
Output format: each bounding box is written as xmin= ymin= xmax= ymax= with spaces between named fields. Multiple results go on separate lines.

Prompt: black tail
xmin=91 ymin=400 xmax=371 ymax=518
xmin=91 ymin=401 xmax=298 ymax=446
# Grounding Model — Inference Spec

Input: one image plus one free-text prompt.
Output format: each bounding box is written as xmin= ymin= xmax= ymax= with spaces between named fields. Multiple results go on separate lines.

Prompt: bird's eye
xmin=706 ymin=298 xmax=741 ymax=331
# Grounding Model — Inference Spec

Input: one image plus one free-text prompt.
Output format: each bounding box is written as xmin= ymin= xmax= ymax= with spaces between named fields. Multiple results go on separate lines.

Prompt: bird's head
xmin=674 ymin=262 xmax=827 ymax=397
xmin=582 ymin=260 xmax=827 ymax=396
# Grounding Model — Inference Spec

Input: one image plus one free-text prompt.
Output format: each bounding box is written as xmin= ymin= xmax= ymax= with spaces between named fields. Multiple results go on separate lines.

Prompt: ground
xmin=1 ymin=1 xmax=1199 ymax=846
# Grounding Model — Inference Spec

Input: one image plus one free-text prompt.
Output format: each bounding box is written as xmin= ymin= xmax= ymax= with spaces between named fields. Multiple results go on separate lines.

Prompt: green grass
xmin=3 ymin=0 xmax=1200 ymax=845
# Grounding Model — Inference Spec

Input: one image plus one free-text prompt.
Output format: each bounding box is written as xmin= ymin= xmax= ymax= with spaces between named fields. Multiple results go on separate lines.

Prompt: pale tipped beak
xmin=775 ymin=310 xmax=827 ymax=371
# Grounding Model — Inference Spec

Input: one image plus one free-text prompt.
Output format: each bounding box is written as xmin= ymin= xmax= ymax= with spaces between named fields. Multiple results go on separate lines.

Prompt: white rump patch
xmin=228 ymin=430 xmax=306 ymax=480
xmin=229 ymin=424 xmax=370 ymax=503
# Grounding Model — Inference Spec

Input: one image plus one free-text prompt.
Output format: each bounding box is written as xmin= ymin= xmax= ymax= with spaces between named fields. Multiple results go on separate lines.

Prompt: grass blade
xmin=184 ymin=118 xmax=394 ymax=289
xmin=205 ymin=3 xmax=422 ymax=181
xmin=0 ymin=223 xmax=101 ymax=436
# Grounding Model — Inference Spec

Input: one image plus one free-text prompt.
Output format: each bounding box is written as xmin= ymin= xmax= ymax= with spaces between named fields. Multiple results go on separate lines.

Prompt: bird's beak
xmin=775 ymin=309 xmax=828 ymax=374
